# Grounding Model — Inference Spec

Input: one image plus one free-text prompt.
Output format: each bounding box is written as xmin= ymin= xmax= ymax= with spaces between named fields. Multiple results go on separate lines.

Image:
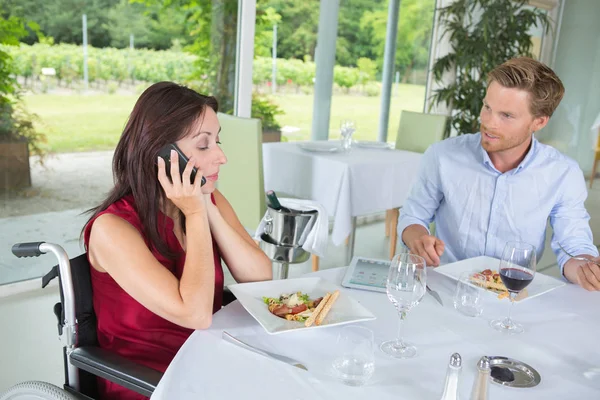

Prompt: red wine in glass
xmin=500 ymin=268 xmax=533 ymax=293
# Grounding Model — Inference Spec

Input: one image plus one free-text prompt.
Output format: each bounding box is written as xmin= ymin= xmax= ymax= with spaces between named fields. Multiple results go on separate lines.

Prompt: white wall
xmin=540 ymin=0 xmax=600 ymax=175
xmin=0 ymin=286 xmax=64 ymax=392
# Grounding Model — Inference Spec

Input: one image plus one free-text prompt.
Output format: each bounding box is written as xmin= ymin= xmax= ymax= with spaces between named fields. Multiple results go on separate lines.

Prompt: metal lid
xmin=478 ymin=356 xmax=491 ymax=371
xmin=449 ymin=353 xmax=462 ymax=368
xmin=488 ymin=356 xmax=541 ymax=388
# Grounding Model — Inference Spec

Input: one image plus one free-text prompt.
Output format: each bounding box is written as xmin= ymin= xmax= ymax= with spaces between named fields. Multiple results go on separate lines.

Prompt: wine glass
xmin=340 ymin=120 xmax=356 ymax=152
xmin=490 ymin=241 xmax=536 ymax=334
xmin=380 ymin=253 xmax=427 ymax=358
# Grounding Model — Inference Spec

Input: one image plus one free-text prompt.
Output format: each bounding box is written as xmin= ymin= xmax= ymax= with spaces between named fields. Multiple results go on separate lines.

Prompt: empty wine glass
xmin=340 ymin=120 xmax=356 ymax=152
xmin=380 ymin=253 xmax=427 ymax=358
xmin=490 ymin=241 xmax=536 ymax=334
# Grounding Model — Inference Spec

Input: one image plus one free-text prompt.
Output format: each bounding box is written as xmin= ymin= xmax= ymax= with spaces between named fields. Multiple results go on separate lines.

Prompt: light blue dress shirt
xmin=397 ymin=133 xmax=598 ymax=273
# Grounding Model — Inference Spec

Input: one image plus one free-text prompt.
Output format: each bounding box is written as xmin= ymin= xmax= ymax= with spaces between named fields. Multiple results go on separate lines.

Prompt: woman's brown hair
xmin=83 ymin=81 xmax=218 ymax=259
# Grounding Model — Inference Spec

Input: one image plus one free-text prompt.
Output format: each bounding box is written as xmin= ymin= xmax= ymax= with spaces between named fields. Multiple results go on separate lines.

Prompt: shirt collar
xmin=479 ymin=133 xmax=538 ymax=175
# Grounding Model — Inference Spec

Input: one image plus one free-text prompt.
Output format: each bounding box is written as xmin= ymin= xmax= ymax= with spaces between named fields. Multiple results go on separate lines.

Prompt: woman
xmin=83 ymin=81 xmax=272 ymax=399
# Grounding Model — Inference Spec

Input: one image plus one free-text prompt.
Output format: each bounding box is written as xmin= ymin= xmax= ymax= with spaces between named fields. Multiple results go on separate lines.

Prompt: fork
xmin=557 ymin=242 xmax=600 ymax=266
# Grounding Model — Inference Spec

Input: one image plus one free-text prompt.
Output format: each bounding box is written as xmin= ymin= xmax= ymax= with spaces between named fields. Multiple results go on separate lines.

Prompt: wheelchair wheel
xmin=0 ymin=381 xmax=77 ymax=400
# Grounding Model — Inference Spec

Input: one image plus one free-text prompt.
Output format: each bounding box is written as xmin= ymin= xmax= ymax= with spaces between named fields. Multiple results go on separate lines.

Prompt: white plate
xmin=297 ymin=141 xmax=341 ymax=153
xmin=227 ymin=277 xmax=376 ymax=335
xmin=354 ymin=141 xmax=391 ymax=150
xmin=434 ymin=256 xmax=566 ymax=302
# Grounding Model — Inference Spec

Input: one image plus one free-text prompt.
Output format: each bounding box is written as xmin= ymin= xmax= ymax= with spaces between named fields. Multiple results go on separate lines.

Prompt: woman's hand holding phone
xmin=157 ymin=149 xmax=207 ymax=217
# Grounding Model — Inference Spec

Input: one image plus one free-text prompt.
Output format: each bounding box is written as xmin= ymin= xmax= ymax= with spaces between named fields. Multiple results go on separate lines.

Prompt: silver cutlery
xmin=557 ymin=242 xmax=600 ymax=266
xmin=222 ymin=331 xmax=308 ymax=371
xmin=426 ymin=285 xmax=444 ymax=306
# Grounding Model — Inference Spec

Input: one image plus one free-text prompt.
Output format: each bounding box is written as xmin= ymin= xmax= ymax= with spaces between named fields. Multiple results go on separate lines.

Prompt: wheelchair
xmin=0 ymin=241 xmax=236 ymax=400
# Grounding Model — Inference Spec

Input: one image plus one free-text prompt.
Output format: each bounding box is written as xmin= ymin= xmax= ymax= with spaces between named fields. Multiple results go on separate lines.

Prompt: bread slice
xmin=315 ymin=290 xmax=340 ymax=326
xmin=304 ymin=292 xmax=331 ymax=327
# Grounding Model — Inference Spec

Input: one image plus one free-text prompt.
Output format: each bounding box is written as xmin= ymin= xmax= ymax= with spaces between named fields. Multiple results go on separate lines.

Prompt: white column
xmin=377 ymin=0 xmax=401 ymax=143
xmin=234 ymin=0 xmax=256 ymax=118
xmin=311 ymin=0 xmax=341 ymax=141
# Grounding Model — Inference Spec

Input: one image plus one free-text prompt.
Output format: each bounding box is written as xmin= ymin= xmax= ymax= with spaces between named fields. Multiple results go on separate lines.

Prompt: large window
xmin=0 ymin=0 xmax=240 ymax=285
xmin=331 ymin=0 xmax=436 ymax=144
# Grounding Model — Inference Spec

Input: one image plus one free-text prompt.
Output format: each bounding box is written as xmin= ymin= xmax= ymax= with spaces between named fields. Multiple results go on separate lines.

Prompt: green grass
xmin=24 ymin=84 xmax=425 ymax=153
xmin=272 ymin=84 xmax=425 ymax=143
xmin=24 ymin=94 xmax=138 ymax=153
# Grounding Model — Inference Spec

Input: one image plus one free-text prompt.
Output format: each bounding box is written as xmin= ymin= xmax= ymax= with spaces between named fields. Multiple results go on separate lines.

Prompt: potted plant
xmin=0 ymin=16 xmax=46 ymax=191
xmin=430 ymin=0 xmax=550 ymax=137
xmin=251 ymin=93 xmax=284 ymax=143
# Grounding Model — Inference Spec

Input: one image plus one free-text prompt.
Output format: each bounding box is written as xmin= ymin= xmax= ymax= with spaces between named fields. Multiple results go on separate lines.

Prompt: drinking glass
xmin=332 ymin=326 xmax=375 ymax=386
xmin=453 ymin=271 xmax=485 ymax=317
xmin=490 ymin=241 xmax=536 ymax=334
xmin=380 ymin=253 xmax=427 ymax=358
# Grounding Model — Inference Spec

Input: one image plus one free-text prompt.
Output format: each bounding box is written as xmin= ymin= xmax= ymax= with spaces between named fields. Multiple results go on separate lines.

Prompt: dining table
xmin=262 ymin=141 xmax=422 ymax=263
xmin=150 ymin=264 xmax=600 ymax=399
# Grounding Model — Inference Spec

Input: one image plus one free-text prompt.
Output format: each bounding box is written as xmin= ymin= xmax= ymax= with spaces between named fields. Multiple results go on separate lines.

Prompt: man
xmin=398 ymin=57 xmax=600 ymax=291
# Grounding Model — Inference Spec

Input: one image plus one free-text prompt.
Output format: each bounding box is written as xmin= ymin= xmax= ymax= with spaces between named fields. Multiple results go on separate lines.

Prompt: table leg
xmin=345 ymin=216 xmax=357 ymax=266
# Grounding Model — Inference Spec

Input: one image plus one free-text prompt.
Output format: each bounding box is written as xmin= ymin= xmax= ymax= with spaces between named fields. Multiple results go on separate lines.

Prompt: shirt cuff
xmin=397 ymin=216 xmax=431 ymax=247
xmin=557 ymin=245 xmax=599 ymax=277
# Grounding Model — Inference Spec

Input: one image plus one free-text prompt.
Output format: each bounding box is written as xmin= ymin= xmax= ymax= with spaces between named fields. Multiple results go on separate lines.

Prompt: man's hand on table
xmin=401 ymin=224 xmax=445 ymax=267
xmin=564 ymin=256 xmax=600 ymax=291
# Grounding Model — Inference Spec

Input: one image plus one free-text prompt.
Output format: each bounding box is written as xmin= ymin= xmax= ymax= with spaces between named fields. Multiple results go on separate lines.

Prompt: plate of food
xmin=434 ymin=256 xmax=566 ymax=302
xmin=227 ymin=277 xmax=376 ymax=334
xmin=296 ymin=141 xmax=341 ymax=153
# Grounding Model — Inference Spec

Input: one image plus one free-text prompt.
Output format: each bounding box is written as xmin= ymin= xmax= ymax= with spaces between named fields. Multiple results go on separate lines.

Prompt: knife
xmin=222 ymin=331 xmax=308 ymax=371
xmin=426 ymin=285 xmax=444 ymax=306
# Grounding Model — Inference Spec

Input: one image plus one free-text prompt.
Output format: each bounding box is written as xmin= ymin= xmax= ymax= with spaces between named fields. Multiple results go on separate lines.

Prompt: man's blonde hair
xmin=487 ymin=57 xmax=565 ymax=118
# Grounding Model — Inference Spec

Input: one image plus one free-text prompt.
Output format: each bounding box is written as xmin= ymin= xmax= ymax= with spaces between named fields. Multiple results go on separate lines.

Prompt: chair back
xmin=395 ymin=110 xmax=448 ymax=153
xmin=216 ymin=112 xmax=266 ymax=230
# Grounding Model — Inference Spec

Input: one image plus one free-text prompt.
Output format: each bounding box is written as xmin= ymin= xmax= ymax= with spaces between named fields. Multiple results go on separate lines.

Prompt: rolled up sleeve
xmin=549 ymin=164 xmax=599 ymax=276
xmin=397 ymin=144 xmax=444 ymax=243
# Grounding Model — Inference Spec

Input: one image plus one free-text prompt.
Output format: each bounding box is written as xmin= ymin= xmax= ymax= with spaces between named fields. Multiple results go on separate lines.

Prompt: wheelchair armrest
xmin=69 ymin=346 xmax=162 ymax=398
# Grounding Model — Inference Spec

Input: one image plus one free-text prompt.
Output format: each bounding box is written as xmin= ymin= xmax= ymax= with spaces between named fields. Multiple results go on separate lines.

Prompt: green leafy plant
xmin=334 ymin=65 xmax=360 ymax=93
xmin=0 ymin=16 xmax=46 ymax=159
xmin=430 ymin=0 xmax=550 ymax=137
xmin=251 ymin=93 xmax=284 ymax=131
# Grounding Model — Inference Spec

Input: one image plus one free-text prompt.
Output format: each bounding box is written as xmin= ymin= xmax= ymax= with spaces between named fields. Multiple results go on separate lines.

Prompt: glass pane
xmin=252 ymin=1 xmax=318 ymax=142
xmin=0 ymin=1 xmax=238 ymax=285
xmin=332 ymin=0 xmax=436 ymax=144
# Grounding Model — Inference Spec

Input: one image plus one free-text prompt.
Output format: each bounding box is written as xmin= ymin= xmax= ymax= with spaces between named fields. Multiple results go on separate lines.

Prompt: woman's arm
xmin=88 ymin=210 xmax=215 ymax=330
xmin=207 ymin=189 xmax=272 ymax=282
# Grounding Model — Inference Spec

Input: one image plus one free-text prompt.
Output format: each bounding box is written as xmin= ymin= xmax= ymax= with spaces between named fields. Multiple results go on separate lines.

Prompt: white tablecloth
xmin=151 ymin=267 xmax=600 ymax=400
xmin=262 ymin=142 xmax=422 ymax=245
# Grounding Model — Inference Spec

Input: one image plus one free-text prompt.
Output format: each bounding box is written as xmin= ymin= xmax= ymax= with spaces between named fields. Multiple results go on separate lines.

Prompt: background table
xmin=262 ymin=142 xmax=422 ymax=260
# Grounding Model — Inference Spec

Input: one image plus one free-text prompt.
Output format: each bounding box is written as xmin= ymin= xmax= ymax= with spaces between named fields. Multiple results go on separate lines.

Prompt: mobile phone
xmin=157 ymin=143 xmax=206 ymax=186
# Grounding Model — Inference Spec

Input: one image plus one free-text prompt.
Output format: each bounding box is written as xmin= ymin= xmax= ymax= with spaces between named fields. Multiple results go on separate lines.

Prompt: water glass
xmin=453 ymin=271 xmax=485 ymax=317
xmin=332 ymin=326 xmax=375 ymax=386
